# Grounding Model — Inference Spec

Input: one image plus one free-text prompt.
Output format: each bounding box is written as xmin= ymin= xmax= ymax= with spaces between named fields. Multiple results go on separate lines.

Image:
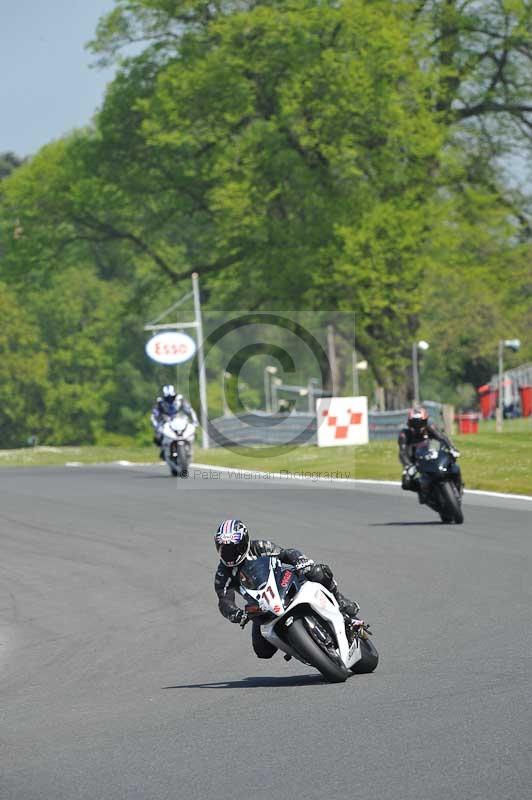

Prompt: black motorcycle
xmin=414 ymin=441 xmax=464 ymax=524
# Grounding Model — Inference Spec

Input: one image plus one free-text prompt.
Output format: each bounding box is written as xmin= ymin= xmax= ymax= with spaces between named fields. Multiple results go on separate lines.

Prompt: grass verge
xmin=199 ymin=432 xmax=532 ymax=496
xmin=1 ymin=430 xmax=530 ymax=496
xmin=0 ymin=446 xmax=156 ymax=468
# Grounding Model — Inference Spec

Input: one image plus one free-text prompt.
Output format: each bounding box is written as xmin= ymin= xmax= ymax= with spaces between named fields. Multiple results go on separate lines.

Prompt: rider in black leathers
xmin=214 ymin=520 xmax=360 ymax=659
xmin=398 ymin=406 xmax=459 ymax=500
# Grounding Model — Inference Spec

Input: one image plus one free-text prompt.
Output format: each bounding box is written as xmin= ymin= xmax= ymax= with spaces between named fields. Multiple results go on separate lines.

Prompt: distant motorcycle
xmin=239 ymin=555 xmax=378 ymax=683
xmin=161 ymin=412 xmax=196 ymax=477
xmin=413 ymin=441 xmax=464 ymax=524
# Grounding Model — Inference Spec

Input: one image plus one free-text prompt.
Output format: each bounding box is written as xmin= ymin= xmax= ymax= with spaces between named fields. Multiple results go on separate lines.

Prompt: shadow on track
xmin=133 ymin=473 xmax=180 ymax=480
xmin=162 ymin=674 xmax=325 ymax=690
xmin=369 ymin=521 xmax=444 ymax=527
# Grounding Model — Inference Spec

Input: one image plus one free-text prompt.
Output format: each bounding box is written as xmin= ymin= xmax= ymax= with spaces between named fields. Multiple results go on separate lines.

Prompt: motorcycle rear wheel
xmin=284 ymin=618 xmax=349 ymax=683
xmin=439 ymin=482 xmax=464 ymax=524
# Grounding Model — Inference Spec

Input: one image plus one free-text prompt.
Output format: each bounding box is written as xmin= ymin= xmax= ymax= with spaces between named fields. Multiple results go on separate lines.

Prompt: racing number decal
xmin=261 ymin=585 xmax=275 ymax=603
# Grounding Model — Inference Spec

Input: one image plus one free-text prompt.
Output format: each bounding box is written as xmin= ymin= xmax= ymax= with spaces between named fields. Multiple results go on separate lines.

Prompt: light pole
xmin=412 ymin=340 xmax=429 ymax=404
xmin=191 ymin=273 xmax=209 ymax=449
xmin=264 ymin=366 xmax=278 ymax=412
xmin=222 ymin=371 xmax=231 ymax=417
xmin=496 ymin=338 xmax=521 ymax=433
xmin=144 ymin=273 xmax=209 ymax=449
xmin=271 ymin=377 xmax=283 ymax=413
xmin=352 ymin=356 xmax=368 ymax=396
xmin=307 ymin=377 xmax=320 ymax=414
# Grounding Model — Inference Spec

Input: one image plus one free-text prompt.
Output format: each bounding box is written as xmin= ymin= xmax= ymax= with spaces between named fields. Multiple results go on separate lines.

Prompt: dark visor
xmin=220 ymin=542 xmax=243 ymax=565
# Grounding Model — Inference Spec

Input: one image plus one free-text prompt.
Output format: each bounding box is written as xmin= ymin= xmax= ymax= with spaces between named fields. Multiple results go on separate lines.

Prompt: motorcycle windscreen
xmin=239 ymin=556 xmax=272 ymax=591
xmin=414 ymin=440 xmax=431 ymax=456
xmin=239 ymin=558 xmax=300 ymax=611
xmin=416 ymin=440 xmax=453 ymax=475
xmin=171 ymin=413 xmax=189 ymax=433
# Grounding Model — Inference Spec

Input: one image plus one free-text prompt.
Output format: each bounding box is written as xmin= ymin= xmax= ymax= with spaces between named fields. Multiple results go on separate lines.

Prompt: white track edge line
xmin=60 ymin=459 xmax=531 ymax=502
xmin=192 ymin=463 xmax=532 ymax=502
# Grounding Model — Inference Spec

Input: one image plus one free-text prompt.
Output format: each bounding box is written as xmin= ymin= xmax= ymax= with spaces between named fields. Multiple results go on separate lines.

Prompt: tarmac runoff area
xmin=1 ymin=464 xmax=531 ymax=800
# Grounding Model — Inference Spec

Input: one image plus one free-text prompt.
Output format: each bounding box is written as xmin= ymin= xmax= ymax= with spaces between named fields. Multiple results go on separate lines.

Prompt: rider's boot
xmin=334 ymin=590 xmax=361 ymax=640
xmin=335 ymin=593 xmax=371 ymax=645
xmin=313 ymin=568 xmax=361 ymax=641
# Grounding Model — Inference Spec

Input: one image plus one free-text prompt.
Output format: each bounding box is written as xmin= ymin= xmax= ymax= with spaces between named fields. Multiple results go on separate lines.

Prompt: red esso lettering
xmin=155 ymin=342 xmax=161 ymax=355
xmin=169 ymin=343 xmax=188 ymax=355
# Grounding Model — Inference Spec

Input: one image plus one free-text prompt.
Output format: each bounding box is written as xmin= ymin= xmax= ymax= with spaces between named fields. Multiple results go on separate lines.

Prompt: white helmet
xmin=162 ymin=384 xmax=176 ymax=402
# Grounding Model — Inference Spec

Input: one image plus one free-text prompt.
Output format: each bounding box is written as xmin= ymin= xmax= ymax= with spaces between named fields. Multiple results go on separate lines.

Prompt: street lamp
xmin=298 ymin=387 xmax=309 ymax=413
xmin=264 ymin=366 xmax=278 ymax=412
xmin=352 ymin=355 xmax=368 ymax=396
xmin=307 ymin=377 xmax=321 ymax=414
xmin=222 ymin=371 xmax=231 ymax=417
xmin=412 ymin=340 xmax=429 ymax=404
xmin=271 ymin=377 xmax=283 ymax=413
xmin=496 ymin=338 xmax=520 ymax=433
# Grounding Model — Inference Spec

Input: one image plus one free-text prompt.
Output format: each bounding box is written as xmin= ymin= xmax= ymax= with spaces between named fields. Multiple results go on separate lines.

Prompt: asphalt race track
xmin=1 ymin=465 xmax=531 ymax=800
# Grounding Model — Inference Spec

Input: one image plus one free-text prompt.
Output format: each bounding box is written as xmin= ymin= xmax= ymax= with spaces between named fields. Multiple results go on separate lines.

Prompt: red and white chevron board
xmin=316 ymin=396 xmax=369 ymax=447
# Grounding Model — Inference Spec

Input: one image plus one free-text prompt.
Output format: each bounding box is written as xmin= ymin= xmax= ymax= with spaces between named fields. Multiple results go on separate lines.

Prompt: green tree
xmin=85 ymin=0 xmax=445 ymax=388
xmin=1 ymin=0 xmax=530 ymax=439
xmin=0 ymin=282 xmax=49 ymax=447
xmin=0 ymin=152 xmax=25 ymax=181
xmin=86 ymin=0 xmax=531 ymax=395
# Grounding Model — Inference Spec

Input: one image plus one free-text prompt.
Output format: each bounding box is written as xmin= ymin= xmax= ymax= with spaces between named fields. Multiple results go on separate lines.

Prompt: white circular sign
xmin=145 ymin=331 xmax=197 ymax=365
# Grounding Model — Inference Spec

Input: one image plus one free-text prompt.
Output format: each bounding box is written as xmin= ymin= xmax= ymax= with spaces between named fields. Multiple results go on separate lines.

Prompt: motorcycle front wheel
xmin=284 ymin=618 xmax=349 ymax=683
xmin=439 ymin=482 xmax=464 ymax=524
xmin=350 ymin=636 xmax=379 ymax=674
xmin=176 ymin=443 xmax=189 ymax=478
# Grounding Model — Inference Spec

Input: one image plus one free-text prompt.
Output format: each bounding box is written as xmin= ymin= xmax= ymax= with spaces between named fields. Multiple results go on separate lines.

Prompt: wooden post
xmin=442 ymin=404 xmax=456 ymax=437
xmin=326 ymin=324 xmax=339 ymax=395
xmin=375 ymin=386 xmax=385 ymax=412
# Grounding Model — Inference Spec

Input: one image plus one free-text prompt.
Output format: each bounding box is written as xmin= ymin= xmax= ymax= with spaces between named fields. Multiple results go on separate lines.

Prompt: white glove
xmin=237 ymin=611 xmax=249 ymax=628
xmin=451 ymin=449 xmax=461 ymax=459
xmin=405 ymin=465 xmax=417 ymax=477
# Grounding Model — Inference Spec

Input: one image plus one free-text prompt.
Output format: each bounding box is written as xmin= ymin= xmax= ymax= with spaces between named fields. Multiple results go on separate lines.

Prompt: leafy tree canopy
xmin=1 ymin=0 xmax=531 ymax=447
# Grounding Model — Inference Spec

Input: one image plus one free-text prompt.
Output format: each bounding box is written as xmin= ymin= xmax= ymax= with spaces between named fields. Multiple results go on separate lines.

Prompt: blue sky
xmin=0 ymin=0 xmax=116 ymax=156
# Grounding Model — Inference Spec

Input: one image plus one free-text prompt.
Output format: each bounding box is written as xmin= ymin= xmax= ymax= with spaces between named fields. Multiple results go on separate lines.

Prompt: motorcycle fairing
xmin=239 ymin=559 xmax=362 ymax=669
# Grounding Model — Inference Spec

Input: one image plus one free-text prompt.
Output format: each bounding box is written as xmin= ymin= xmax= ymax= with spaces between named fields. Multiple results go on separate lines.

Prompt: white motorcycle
xmin=161 ymin=412 xmax=196 ymax=477
xmin=239 ymin=556 xmax=378 ymax=683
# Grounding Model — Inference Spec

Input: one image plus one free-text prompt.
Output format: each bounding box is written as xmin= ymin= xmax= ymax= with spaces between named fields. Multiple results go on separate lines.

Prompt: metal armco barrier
xmin=209 ymin=402 xmax=443 ymax=447
xmin=209 ymin=413 xmax=317 ymax=448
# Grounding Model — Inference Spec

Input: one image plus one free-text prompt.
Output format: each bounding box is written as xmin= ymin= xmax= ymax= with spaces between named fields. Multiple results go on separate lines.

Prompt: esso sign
xmin=145 ymin=332 xmax=196 ymax=365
